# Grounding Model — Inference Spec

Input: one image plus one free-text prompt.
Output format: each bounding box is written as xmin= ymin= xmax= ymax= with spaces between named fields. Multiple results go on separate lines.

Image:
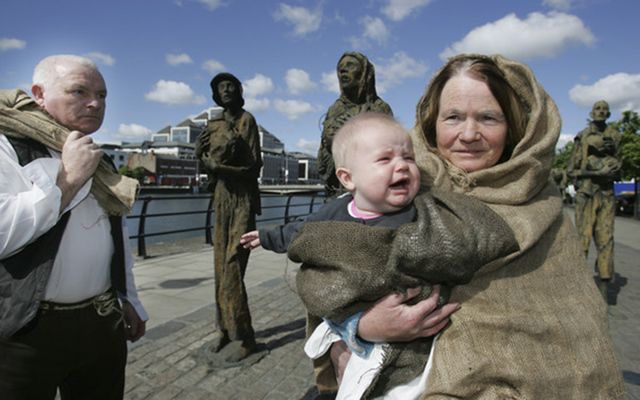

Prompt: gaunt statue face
xmin=338 ymin=55 xmax=362 ymax=93
xmin=216 ymin=80 xmax=239 ymax=108
xmin=591 ymin=100 xmax=610 ymax=123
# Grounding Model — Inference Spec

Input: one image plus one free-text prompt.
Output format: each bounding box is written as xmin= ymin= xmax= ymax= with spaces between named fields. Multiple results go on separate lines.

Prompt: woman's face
xmin=435 ymin=74 xmax=508 ymax=172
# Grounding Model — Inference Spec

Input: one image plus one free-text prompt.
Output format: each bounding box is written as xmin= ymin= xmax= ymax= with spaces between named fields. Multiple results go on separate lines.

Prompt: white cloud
xmin=197 ymin=0 xmax=222 ymax=11
xmin=85 ymin=52 xmax=115 ymax=66
xmin=274 ymin=99 xmax=315 ymax=120
xmin=569 ymin=73 xmax=640 ymax=113
xmin=245 ymin=97 xmax=271 ymax=113
xmin=382 ymin=0 xmax=433 ymax=21
xmin=145 ymin=80 xmax=206 ymax=105
xmin=295 ymin=138 xmax=320 ymax=154
xmin=202 ymin=59 xmax=225 ymax=74
xmin=166 ymin=53 xmax=193 ymax=66
xmin=117 ymin=123 xmax=153 ymax=138
xmin=321 ymin=71 xmax=339 ymax=94
xmin=543 ymin=0 xmax=572 ymax=11
xmin=285 ymin=68 xmax=317 ymax=95
xmin=375 ymin=51 xmax=428 ymax=93
xmin=274 ymin=3 xmax=322 ymax=36
xmin=349 ymin=16 xmax=390 ymax=49
xmin=243 ymin=73 xmax=275 ymax=97
xmin=556 ymin=133 xmax=574 ymax=150
xmin=439 ymin=12 xmax=595 ymax=61
xmin=362 ymin=16 xmax=390 ymax=45
xmin=348 ymin=36 xmax=368 ymax=51
xmin=0 ymin=37 xmax=26 ymax=51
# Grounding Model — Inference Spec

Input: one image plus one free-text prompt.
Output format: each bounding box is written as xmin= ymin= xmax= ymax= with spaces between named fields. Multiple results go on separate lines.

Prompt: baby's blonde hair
xmin=331 ymin=112 xmax=405 ymax=168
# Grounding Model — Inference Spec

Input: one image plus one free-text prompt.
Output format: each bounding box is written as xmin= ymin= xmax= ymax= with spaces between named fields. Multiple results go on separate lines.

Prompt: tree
xmin=553 ymin=141 xmax=574 ymax=171
xmin=119 ymin=165 xmax=146 ymax=183
xmin=610 ymin=110 xmax=640 ymax=180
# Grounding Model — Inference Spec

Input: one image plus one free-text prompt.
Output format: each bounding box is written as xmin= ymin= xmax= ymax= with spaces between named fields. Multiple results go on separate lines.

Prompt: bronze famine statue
xmin=195 ymin=72 xmax=263 ymax=363
xmin=318 ymin=52 xmax=393 ymax=197
xmin=567 ymin=100 xmax=622 ymax=300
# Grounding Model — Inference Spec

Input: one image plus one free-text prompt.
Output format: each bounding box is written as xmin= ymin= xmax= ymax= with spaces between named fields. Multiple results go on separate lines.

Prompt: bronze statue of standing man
xmin=196 ymin=72 xmax=262 ymax=362
xmin=318 ymin=52 xmax=393 ymax=197
xmin=568 ymin=100 xmax=622 ymax=299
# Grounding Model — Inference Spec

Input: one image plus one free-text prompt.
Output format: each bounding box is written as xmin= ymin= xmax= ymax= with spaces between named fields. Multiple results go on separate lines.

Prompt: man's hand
xmin=57 ymin=131 xmax=102 ymax=211
xmin=357 ymin=285 xmax=460 ymax=342
xmin=240 ymin=230 xmax=261 ymax=250
xmin=122 ymin=301 xmax=146 ymax=342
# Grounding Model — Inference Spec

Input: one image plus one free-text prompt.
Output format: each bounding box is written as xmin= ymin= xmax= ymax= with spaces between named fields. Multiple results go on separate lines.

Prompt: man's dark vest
xmin=0 ymin=137 xmax=126 ymax=337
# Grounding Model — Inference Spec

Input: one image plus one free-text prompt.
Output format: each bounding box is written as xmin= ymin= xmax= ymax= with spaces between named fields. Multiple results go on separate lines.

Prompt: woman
xmin=353 ymin=54 xmax=625 ymax=398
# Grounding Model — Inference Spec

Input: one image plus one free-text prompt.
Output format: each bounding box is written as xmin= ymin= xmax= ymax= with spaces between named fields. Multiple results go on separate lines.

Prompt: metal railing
xmin=127 ymin=190 xmax=324 ymax=258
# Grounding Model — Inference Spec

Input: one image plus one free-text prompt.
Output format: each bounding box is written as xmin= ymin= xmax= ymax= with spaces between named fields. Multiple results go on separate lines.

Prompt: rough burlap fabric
xmin=410 ymin=54 xmax=625 ymax=399
xmin=290 ymin=190 xmax=519 ymax=398
xmin=0 ymin=89 xmax=137 ymax=216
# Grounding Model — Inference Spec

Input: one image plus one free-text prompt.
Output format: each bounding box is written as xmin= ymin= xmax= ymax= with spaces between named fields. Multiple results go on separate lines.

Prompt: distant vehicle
xmin=615 ymin=192 xmax=636 ymax=216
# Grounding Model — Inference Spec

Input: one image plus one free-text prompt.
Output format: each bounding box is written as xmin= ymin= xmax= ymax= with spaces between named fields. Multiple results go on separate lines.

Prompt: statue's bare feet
xmin=222 ymin=340 xmax=255 ymax=363
xmin=209 ymin=330 xmax=229 ymax=353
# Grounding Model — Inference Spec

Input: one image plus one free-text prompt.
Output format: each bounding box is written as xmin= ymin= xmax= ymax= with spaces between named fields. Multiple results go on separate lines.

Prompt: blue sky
xmin=2 ymin=0 xmax=639 ymax=154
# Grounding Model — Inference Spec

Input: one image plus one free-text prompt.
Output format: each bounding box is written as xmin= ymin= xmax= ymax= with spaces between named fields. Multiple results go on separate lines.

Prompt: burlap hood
xmin=411 ymin=54 xmax=624 ymax=399
xmin=413 ymin=54 xmax=561 ymax=259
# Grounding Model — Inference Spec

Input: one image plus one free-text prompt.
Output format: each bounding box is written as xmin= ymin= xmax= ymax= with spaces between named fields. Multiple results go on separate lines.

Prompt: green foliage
xmin=553 ymin=141 xmax=574 ymax=171
xmin=118 ymin=165 xmax=146 ymax=183
xmin=611 ymin=110 xmax=640 ymax=180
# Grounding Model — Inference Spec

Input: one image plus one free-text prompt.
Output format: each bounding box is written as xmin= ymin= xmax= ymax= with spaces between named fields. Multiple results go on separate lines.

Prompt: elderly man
xmin=568 ymin=100 xmax=623 ymax=299
xmin=0 ymin=55 xmax=146 ymax=399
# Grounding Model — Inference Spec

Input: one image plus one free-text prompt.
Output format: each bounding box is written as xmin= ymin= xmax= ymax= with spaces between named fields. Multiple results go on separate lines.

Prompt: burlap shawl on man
xmin=406 ymin=54 xmax=624 ymax=399
xmin=290 ymin=190 xmax=519 ymax=398
xmin=0 ymin=89 xmax=137 ymax=215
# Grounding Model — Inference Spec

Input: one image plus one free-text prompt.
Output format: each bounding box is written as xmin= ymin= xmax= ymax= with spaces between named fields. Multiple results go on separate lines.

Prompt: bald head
xmin=33 ymin=55 xmax=99 ymax=89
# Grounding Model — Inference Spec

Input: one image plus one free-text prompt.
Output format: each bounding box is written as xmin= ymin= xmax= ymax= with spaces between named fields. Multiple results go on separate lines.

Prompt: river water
xmin=126 ymin=193 xmax=325 ymax=248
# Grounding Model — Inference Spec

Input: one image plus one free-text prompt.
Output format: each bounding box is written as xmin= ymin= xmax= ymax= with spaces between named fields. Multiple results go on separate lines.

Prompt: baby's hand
xmin=240 ymin=230 xmax=261 ymax=250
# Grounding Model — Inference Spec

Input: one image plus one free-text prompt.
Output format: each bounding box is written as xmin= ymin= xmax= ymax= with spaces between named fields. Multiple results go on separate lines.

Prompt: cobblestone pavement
xmin=124 ymin=212 xmax=640 ymax=399
xmin=126 ymin=276 xmax=316 ymax=400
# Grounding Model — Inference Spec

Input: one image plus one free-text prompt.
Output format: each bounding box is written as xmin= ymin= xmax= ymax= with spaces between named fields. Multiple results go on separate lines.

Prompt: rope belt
xmin=39 ymin=290 xmax=121 ymax=318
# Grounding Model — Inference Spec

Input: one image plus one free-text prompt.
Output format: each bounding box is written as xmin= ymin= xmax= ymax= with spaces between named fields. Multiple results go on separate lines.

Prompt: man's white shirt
xmin=0 ymin=134 xmax=147 ymax=319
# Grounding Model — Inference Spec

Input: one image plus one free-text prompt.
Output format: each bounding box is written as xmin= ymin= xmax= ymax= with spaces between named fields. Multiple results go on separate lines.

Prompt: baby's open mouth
xmin=390 ymin=178 xmax=409 ymax=189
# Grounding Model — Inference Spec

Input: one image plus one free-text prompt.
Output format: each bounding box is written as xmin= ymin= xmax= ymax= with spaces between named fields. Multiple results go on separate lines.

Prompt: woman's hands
xmin=357 ymin=285 xmax=459 ymax=342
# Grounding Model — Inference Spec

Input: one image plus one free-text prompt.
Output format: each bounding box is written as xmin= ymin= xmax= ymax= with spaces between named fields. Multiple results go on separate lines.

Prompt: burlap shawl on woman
xmin=410 ymin=54 xmax=625 ymax=399
xmin=0 ymin=89 xmax=137 ymax=216
xmin=290 ymin=190 xmax=519 ymax=398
